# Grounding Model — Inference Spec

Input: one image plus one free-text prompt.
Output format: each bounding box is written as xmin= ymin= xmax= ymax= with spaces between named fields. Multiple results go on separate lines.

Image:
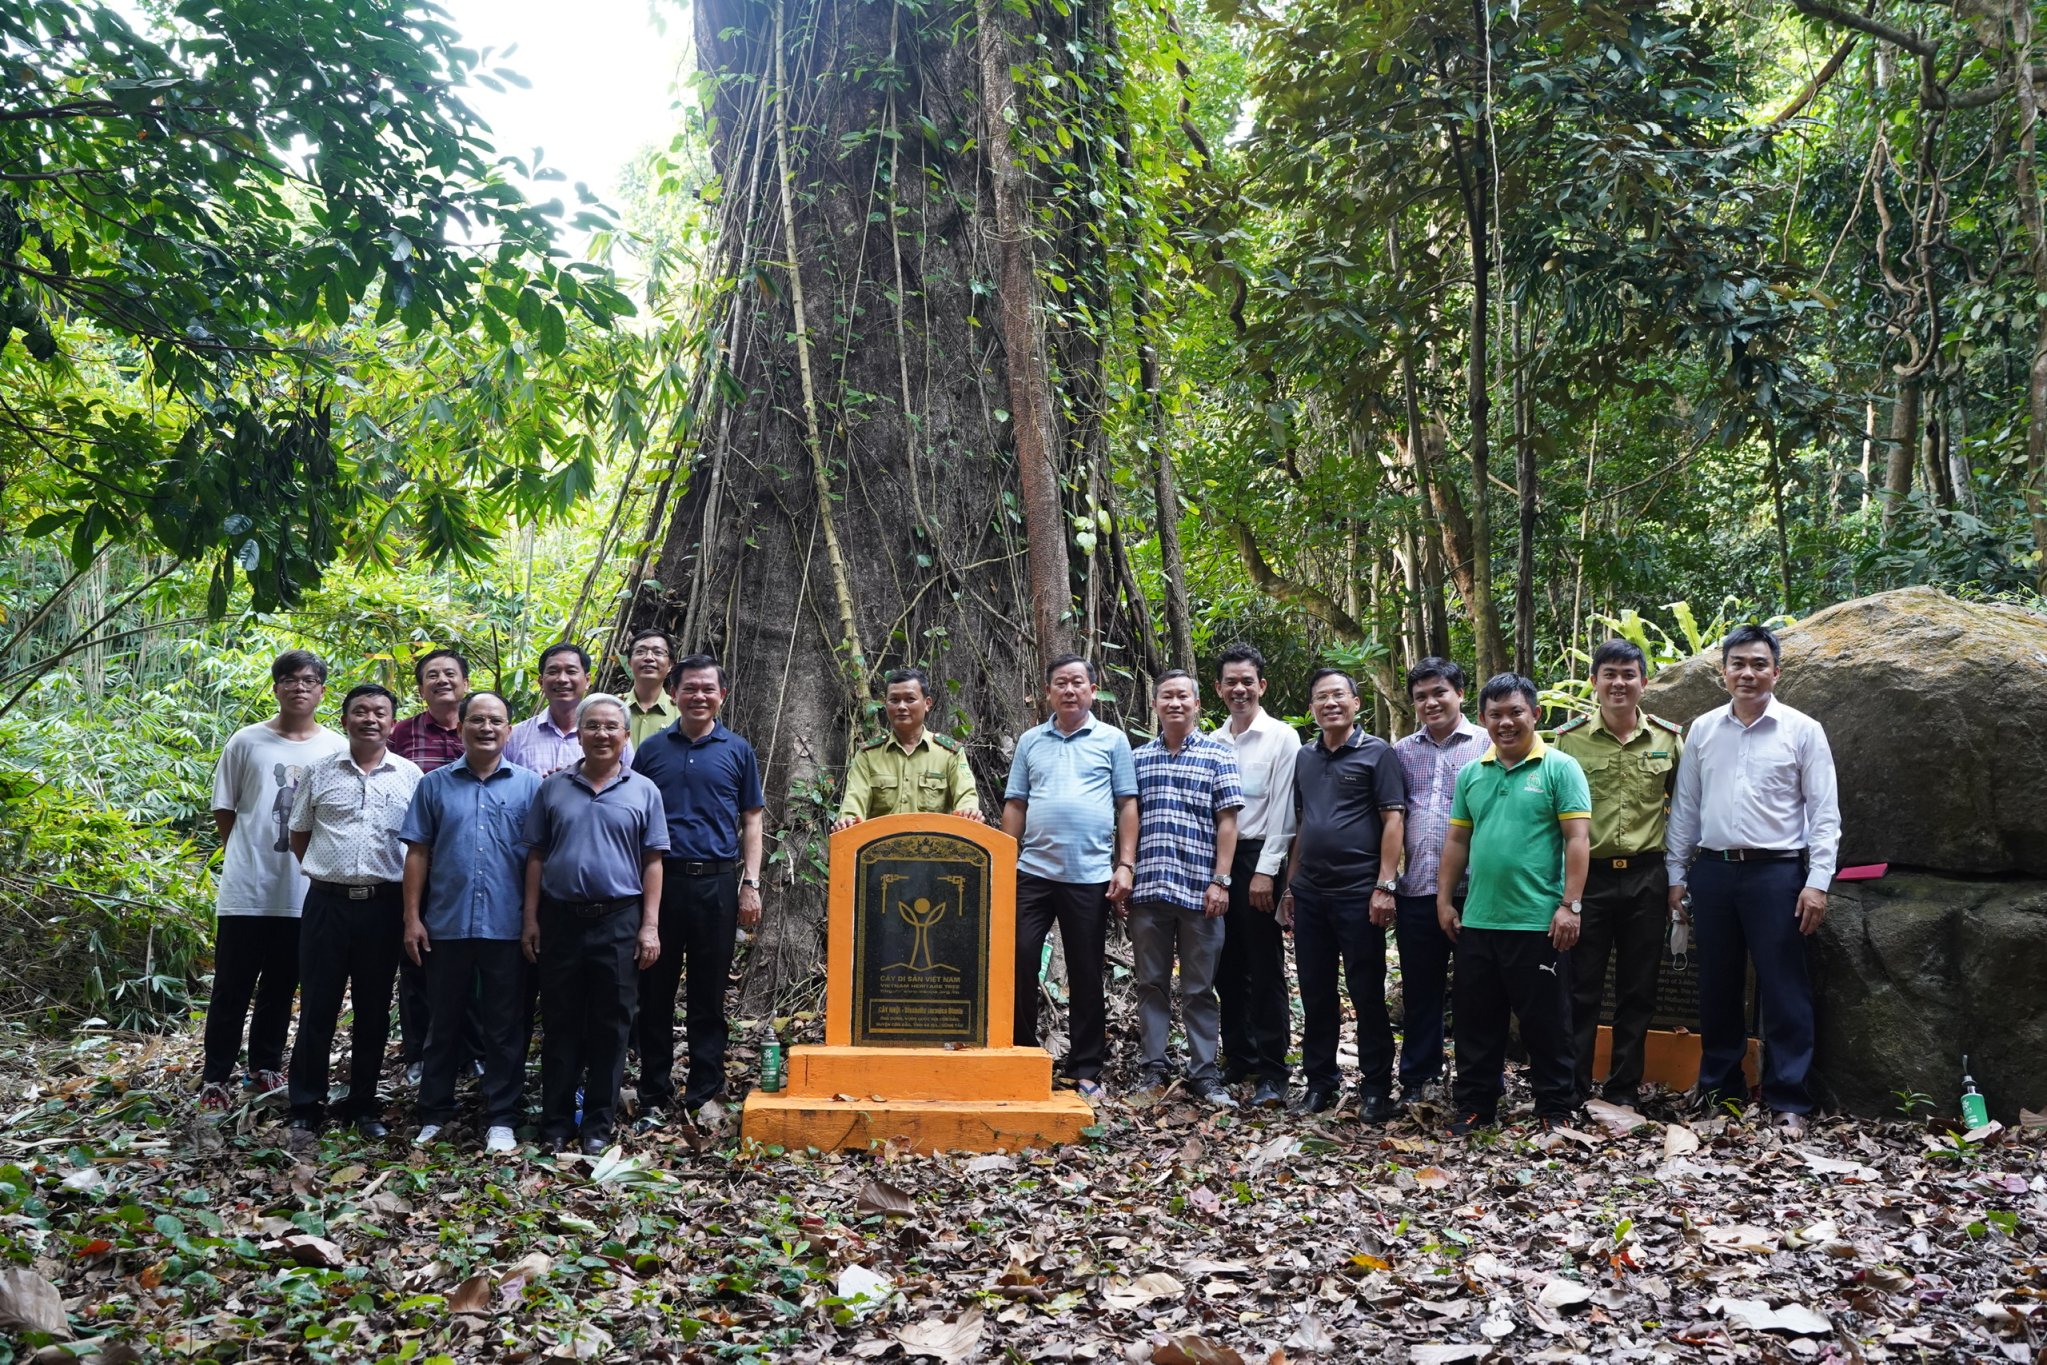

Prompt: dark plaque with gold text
xmin=851 ymin=832 xmax=991 ymax=1046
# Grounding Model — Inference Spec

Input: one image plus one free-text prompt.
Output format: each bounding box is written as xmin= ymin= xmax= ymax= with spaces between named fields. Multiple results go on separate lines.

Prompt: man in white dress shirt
xmin=1210 ymin=644 xmax=1298 ymax=1108
xmin=1666 ymin=624 xmax=1841 ymax=1134
xmin=286 ymin=683 xmax=424 ymax=1140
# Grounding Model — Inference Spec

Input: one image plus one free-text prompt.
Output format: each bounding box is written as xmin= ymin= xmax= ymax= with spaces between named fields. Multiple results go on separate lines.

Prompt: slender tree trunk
xmin=975 ymin=0 xmax=1075 ymax=665
xmin=1135 ymin=284 xmax=1198 ymax=672
xmin=2012 ymin=4 xmax=2047 ymax=586
xmin=1882 ymin=371 xmax=1921 ymax=530
xmin=1511 ymin=303 xmax=1536 ymax=676
xmin=1450 ymin=116 xmax=1507 ymax=684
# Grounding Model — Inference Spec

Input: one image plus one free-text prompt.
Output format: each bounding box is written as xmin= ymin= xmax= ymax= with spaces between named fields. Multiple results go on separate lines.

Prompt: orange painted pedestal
xmin=741 ymin=814 xmax=1094 ymax=1153
xmin=1592 ymin=1026 xmax=1761 ymax=1093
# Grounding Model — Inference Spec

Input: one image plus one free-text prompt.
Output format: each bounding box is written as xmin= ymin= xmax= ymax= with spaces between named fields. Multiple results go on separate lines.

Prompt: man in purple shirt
xmin=1390 ymin=657 xmax=1486 ymax=1105
xmin=390 ymin=647 xmax=474 ymax=1078
xmin=506 ymin=643 xmax=633 ymax=777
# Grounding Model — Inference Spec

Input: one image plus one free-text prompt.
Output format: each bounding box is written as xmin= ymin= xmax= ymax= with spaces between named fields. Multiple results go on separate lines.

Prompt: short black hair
xmin=1306 ymin=666 xmax=1358 ymax=698
xmin=627 ymin=628 xmax=673 ymax=656
xmin=271 ymin=649 xmax=328 ymax=684
xmin=1477 ymin=672 xmax=1540 ymax=714
xmin=1153 ymin=668 xmax=1198 ymax=695
xmin=884 ymin=666 xmax=932 ymax=698
xmin=412 ymin=648 xmax=469 ymax=686
xmin=670 ymin=653 xmax=731 ymax=691
xmin=457 ymin=690 xmax=510 ymax=722
xmin=1721 ymin=623 xmax=1781 ymax=664
xmin=538 ymin=642 xmax=590 ymax=672
xmin=1591 ymin=638 xmax=1648 ymax=675
xmin=1406 ymin=656 xmax=1467 ymax=696
xmin=1216 ymin=643 xmax=1267 ymax=680
xmin=341 ymin=682 xmax=399 ymax=715
xmin=1045 ymin=653 xmax=1097 ymax=685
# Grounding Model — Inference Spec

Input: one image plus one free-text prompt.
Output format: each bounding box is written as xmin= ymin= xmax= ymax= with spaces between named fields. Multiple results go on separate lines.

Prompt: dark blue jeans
xmin=1690 ymin=857 xmax=1814 ymax=1113
xmin=1394 ymin=894 xmax=1457 ymax=1091
xmin=1292 ymin=887 xmax=1394 ymax=1095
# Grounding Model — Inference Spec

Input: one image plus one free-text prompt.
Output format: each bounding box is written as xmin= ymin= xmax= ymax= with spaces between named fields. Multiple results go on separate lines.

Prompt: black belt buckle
xmin=346 ymin=885 xmax=372 ymax=900
xmin=672 ymin=858 xmax=732 ymax=877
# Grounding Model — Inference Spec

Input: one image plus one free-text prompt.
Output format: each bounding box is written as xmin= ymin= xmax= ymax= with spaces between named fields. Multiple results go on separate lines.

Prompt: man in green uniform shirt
xmin=1552 ymin=638 xmax=1684 ymax=1109
xmin=834 ymin=667 xmax=984 ymax=828
xmin=1437 ymin=673 xmax=1591 ymax=1133
xmin=623 ymin=629 xmax=683 ymax=748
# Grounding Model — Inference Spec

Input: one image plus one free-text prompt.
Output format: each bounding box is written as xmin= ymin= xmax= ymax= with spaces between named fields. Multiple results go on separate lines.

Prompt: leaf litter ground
xmin=2 ymin=1028 xmax=2044 ymax=1363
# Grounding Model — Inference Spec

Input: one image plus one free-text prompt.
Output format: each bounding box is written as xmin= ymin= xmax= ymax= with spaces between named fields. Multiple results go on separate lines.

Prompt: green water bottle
xmin=761 ymin=1035 xmax=785 ymax=1094
xmin=1960 ymin=1056 xmax=1990 ymax=1129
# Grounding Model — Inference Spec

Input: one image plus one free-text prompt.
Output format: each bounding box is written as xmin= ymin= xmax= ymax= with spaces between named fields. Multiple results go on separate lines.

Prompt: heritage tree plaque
xmin=739 ymin=813 xmax=1095 ymax=1153
xmin=851 ymin=831 xmax=992 ymax=1046
xmin=1590 ymin=931 xmax=1762 ymax=1093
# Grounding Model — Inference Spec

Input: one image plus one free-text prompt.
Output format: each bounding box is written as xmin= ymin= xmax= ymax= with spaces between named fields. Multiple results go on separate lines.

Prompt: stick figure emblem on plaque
xmin=883 ymin=874 xmax=965 ymax=973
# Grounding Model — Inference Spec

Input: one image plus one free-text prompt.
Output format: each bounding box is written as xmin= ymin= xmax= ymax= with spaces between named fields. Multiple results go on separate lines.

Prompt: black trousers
xmin=1570 ymin=861 xmax=1667 ymax=1099
xmin=1216 ymin=840 xmax=1290 ymax=1085
xmin=537 ymin=897 xmax=640 ymax=1141
xmin=416 ymin=938 xmax=529 ymax=1127
xmin=398 ymin=957 xmax=484 ymax=1068
xmin=1452 ymin=925 xmax=1577 ymax=1120
xmin=1014 ymin=874 xmax=1110 ymax=1079
xmin=1394 ymin=893 xmax=1458 ymax=1091
xmin=288 ymin=882 xmax=404 ymax=1121
xmin=203 ymin=915 xmax=301 ymax=1084
xmin=637 ymin=863 xmax=740 ymax=1110
xmin=1692 ymin=857 xmax=1814 ymax=1113
xmin=1292 ymin=886 xmax=1395 ymax=1095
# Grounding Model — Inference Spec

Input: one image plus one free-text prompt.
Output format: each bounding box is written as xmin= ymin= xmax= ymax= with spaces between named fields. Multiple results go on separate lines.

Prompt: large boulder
xmin=1639 ymin=586 xmax=2047 ymax=876
xmin=1815 ymin=873 xmax=2047 ymax=1122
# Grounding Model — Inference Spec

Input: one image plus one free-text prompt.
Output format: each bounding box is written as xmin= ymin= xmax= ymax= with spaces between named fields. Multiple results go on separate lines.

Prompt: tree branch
xmin=1787 ymin=0 xmax=1933 ymax=58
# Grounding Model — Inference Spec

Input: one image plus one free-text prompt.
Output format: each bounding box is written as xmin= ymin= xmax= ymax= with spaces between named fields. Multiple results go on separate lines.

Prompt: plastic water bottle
xmin=1961 ymin=1056 xmax=1990 ymax=1129
xmin=761 ymin=1037 xmax=785 ymax=1093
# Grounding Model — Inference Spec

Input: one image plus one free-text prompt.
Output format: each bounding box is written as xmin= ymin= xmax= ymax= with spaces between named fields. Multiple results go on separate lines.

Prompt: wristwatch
xmin=1211 ymin=873 xmax=1232 ymax=888
xmin=1560 ymin=899 xmax=1582 ymax=915
xmin=741 ymin=876 xmax=761 ymax=889
xmin=1375 ymin=878 xmax=1399 ymax=893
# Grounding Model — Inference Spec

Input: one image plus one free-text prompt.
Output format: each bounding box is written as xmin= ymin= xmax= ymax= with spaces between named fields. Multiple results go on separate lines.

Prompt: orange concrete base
xmin=1593 ymin=1026 xmax=1761 ymax=1093
xmin=784 ymin=1045 xmax=1056 ymax=1101
xmin=740 ymin=1043 xmax=1095 ymax=1153
xmin=741 ymin=1091 xmax=1096 ymax=1154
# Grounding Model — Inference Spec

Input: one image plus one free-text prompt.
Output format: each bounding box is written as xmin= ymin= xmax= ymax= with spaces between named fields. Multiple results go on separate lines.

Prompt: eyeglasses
xmin=630 ymin=647 xmax=670 ymax=660
xmin=276 ymin=675 xmax=323 ymax=690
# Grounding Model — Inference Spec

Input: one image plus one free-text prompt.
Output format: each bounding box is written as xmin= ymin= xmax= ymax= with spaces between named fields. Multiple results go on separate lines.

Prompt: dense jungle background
xmin=6 ymin=0 xmax=2047 ymax=1031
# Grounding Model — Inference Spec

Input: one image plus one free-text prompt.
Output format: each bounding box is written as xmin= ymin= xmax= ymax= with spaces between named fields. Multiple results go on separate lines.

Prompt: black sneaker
xmin=1250 ymin=1078 xmax=1287 ymax=1109
xmin=1357 ymin=1091 xmax=1402 ymax=1124
xmin=1132 ymin=1065 xmax=1174 ymax=1096
xmin=1447 ymin=1111 xmax=1494 ymax=1137
xmin=1601 ymin=1085 xmax=1642 ymax=1110
xmin=1188 ymin=1078 xmax=1240 ymax=1109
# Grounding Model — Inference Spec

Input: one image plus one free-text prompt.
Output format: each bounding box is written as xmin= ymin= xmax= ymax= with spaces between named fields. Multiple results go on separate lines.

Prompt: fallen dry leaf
xmin=1536 ymin=1278 xmax=1593 ymax=1310
xmin=281 ymin=1234 xmax=344 ymax=1269
xmin=1662 ymin=1124 xmax=1701 ymax=1158
xmin=857 ymin=1177 xmax=916 ymax=1216
xmin=0 ymin=1266 xmax=70 ymax=1340
xmin=446 ymin=1272 xmax=493 ymax=1314
xmin=1153 ymin=1334 xmax=1247 ymax=1365
xmin=1410 ymin=1345 xmax=1490 ymax=1364
xmin=1413 ymin=1165 xmax=1451 ymax=1189
xmin=1698 ymin=1223 xmax=1782 ymax=1255
xmin=1101 ymin=1271 xmax=1187 ymax=1309
xmin=894 ymin=1308 xmax=985 ymax=1362
xmin=1709 ymin=1296 xmax=1833 ymax=1335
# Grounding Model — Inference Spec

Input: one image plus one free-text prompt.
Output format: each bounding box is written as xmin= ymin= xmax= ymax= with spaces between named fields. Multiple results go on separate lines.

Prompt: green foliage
xmin=0 ymin=0 xmax=645 ymax=625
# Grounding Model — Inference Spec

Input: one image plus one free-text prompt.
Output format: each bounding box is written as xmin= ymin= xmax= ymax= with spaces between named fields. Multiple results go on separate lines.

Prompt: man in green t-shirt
xmin=1436 ymin=673 xmax=1591 ymax=1133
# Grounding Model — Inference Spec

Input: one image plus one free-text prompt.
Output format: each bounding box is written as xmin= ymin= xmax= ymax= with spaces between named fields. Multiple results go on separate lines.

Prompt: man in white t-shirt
xmin=201 ymin=650 xmax=346 ymax=1109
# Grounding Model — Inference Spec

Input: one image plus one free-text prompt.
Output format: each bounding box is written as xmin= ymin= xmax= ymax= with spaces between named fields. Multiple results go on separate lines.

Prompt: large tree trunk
xmin=633 ymin=0 xmax=1069 ymax=1011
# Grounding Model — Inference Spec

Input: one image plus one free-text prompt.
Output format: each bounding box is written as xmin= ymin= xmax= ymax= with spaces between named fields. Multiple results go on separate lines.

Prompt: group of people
xmin=989 ymin=628 xmax=1838 ymax=1135
xmin=200 ymin=618 xmax=1838 ymax=1154
xmin=202 ymin=632 xmax=764 ymax=1155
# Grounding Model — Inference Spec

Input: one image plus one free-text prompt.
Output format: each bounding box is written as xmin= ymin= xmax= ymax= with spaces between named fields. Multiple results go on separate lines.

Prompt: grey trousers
xmin=1129 ymin=900 xmax=1226 ymax=1081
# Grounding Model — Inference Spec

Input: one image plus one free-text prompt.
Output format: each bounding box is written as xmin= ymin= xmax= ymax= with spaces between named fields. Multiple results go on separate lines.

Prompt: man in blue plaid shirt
xmin=1127 ymin=670 xmax=1245 ymax=1107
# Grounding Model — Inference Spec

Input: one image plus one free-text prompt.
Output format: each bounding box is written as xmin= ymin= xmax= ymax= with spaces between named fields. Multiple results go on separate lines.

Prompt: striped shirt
xmin=1132 ymin=730 xmax=1244 ymax=913
xmin=1392 ymin=716 xmax=1487 ymax=898
xmin=504 ymin=709 xmax=633 ymax=779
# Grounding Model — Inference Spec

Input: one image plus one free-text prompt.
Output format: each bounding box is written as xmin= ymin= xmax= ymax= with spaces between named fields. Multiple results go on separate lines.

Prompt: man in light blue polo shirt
xmin=399 ymin=690 xmax=541 ymax=1153
xmin=1002 ymin=653 xmax=1137 ymax=1102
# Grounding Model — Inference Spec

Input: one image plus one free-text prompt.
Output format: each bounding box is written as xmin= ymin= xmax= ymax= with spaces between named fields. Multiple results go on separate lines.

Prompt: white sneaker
xmin=484 ymin=1126 xmax=517 ymax=1154
xmin=413 ymin=1124 xmax=442 ymax=1146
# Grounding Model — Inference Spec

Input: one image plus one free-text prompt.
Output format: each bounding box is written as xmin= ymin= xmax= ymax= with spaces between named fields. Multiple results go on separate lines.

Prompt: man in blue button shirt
xmin=399 ymin=691 xmax=541 ymax=1153
xmin=1002 ymin=654 xmax=1138 ymax=1102
xmin=627 ymin=653 xmax=765 ymax=1125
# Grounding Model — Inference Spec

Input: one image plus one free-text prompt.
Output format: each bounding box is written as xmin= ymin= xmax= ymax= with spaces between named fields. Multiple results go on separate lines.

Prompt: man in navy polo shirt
xmin=1278 ymin=667 xmax=1407 ymax=1120
xmin=1002 ymin=653 xmax=1138 ymax=1102
xmin=628 ymin=652 xmax=766 ymax=1125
